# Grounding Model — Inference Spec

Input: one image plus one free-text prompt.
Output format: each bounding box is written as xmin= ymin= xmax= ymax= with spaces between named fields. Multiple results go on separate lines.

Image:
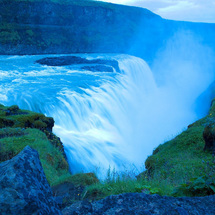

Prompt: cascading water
xmin=0 ymin=54 xmax=213 ymax=177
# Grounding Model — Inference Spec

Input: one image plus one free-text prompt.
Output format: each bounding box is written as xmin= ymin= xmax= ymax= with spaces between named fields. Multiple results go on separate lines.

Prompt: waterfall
xmin=0 ymin=54 xmax=213 ymax=177
xmin=51 ymin=56 xmax=157 ymax=174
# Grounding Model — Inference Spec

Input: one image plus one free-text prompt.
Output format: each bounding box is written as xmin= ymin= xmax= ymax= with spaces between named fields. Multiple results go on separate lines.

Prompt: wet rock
xmin=82 ymin=65 xmax=114 ymax=73
xmin=62 ymin=193 xmax=215 ymax=215
xmin=36 ymin=56 xmax=120 ymax=73
xmin=0 ymin=146 xmax=62 ymax=215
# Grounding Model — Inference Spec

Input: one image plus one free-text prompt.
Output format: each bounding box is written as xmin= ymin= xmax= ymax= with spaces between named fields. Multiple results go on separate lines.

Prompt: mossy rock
xmin=0 ymin=104 xmax=53 ymax=131
xmin=0 ymin=104 xmax=64 ymax=152
xmin=33 ymin=120 xmax=47 ymax=129
xmin=0 ymin=104 xmax=70 ymax=186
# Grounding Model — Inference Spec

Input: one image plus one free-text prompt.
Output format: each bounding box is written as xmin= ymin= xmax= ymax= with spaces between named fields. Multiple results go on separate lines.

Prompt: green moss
xmin=33 ymin=120 xmax=47 ymax=129
xmin=84 ymin=172 xmax=164 ymax=201
xmin=0 ymin=23 xmax=21 ymax=44
xmin=0 ymin=127 xmax=26 ymax=139
xmin=0 ymin=104 xmax=50 ymax=129
xmin=52 ymin=172 xmax=99 ymax=187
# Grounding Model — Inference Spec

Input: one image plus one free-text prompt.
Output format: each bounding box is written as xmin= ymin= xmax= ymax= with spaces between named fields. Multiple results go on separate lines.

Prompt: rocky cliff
xmin=0 ymin=0 xmax=160 ymax=60
xmin=1 ymin=0 xmax=214 ymax=62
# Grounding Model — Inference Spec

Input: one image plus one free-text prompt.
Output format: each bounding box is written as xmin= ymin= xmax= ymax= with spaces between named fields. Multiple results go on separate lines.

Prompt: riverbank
xmin=0 ymin=98 xmax=215 ymax=213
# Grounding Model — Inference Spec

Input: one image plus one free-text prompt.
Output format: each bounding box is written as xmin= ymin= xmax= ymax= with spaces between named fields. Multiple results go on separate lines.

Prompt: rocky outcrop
xmin=0 ymin=146 xmax=62 ymax=215
xmin=81 ymin=65 xmax=114 ymax=73
xmin=0 ymin=104 xmax=54 ymax=132
xmin=0 ymin=103 xmax=65 ymax=156
xmin=0 ymin=0 xmax=161 ymax=61
xmin=36 ymin=56 xmax=120 ymax=72
xmin=62 ymin=192 xmax=215 ymax=215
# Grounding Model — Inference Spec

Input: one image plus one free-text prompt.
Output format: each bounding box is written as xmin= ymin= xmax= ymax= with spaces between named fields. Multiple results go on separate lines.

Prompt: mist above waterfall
xmin=114 ymin=30 xmax=215 ymax=169
xmin=152 ymin=30 xmax=215 ymax=116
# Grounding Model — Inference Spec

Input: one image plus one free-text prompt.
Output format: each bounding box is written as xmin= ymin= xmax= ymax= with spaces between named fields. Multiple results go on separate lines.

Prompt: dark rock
xmin=52 ymin=173 xmax=99 ymax=209
xmin=52 ymin=182 xmax=84 ymax=209
xmin=62 ymin=200 xmax=93 ymax=215
xmin=0 ymin=146 xmax=62 ymax=215
xmin=36 ymin=56 xmax=89 ymax=66
xmin=0 ymin=118 xmax=14 ymax=127
xmin=36 ymin=56 xmax=120 ymax=73
xmin=203 ymin=124 xmax=215 ymax=153
xmin=82 ymin=65 xmax=114 ymax=73
xmin=62 ymin=193 xmax=215 ymax=215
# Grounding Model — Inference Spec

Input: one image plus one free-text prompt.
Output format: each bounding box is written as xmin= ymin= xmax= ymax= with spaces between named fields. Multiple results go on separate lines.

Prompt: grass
xmin=0 ymin=128 xmax=70 ymax=186
xmin=83 ymin=99 xmax=215 ymax=199
xmin=52 ymin=172 xmax=99 ymax=187
xmin=84 ymin=176 xmax=155 ymax=201
xmin=1 ymin=98 xmax=215 ymax=200
xmin=0 ymin=104 xmax=52 ymax=129
xmin=0 ymin=103 xmax=71 ymax=186
xmin=82 ymin=168 xmax=175 ymax=201
xmin=0 ymin=103 xmax=101 ymax=190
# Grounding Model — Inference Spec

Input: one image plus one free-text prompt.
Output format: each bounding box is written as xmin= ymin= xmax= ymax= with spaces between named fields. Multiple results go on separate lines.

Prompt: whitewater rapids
xmin=0 ymin=54 xmax=213 ymax=177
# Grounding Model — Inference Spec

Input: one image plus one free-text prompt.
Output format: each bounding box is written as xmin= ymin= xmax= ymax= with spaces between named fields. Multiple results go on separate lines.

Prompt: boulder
xmin=0 ymin=146 xmax=62 ymax=215
xmin=81 ymin=65 xmax=114 ymax=73
xmin=62 ymin=192 xmax=215 ymax=215
xmin=35 ymin=56 xmax=120 ymax=73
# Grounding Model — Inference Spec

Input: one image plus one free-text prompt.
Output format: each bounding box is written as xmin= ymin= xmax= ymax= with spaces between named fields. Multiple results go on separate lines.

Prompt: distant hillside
xmin=0 ymin=0 xmax=214 ymax=62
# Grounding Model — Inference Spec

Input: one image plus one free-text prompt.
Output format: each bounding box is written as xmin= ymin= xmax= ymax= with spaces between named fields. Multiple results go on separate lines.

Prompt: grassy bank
xmin=0 ymin=104 xmax=71 ymax=186
xmin=1 ymin=99 xmax=215 ymax=201
xmin=83 ymin=99 xmax=215 ymax=200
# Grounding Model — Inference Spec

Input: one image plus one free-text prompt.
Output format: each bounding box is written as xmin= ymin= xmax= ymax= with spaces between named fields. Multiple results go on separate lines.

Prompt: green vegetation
xmin=1 ymin=99 xmax=215 ymax=200
xmin=0 ymin=0 xmax=143 ymax=53
xmin=0 ymin=23 xmax=21 ymax=45
xmin=83 ymin=99 xmax=215 ymax=199
xmin=0 ymin=104 xmax=71 ymax=186
xmin=52 ymin=172 xmax=99 ymax=187
xmin=83 ymin=172 xmax=162 ymax=201
xmin=0 ymin=128 xmax=70 ymax=185
xmin=0 ymin=104 xmax=53 ymax=130
xmin=0 ymin=103 xmax=100 ymax=190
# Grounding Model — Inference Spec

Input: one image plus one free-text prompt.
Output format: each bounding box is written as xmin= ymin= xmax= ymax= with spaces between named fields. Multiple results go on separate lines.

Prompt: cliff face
xmin=0 ymin=0 xmax=215 ymax=62
xmin=0 ymin=0 xmax=161 ymax=60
